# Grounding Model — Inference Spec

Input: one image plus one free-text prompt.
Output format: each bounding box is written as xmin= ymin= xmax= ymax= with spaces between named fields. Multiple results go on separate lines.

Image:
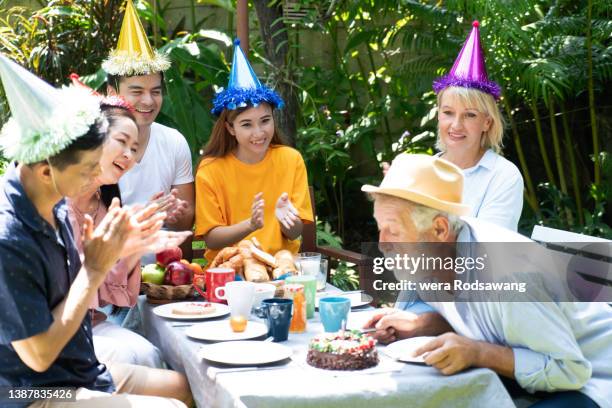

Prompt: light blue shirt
xmin=402 ymin=218 xmax=612 ymax=407
xmin=462 ymin=149 xmax=524 ymax=231
xmin=437 ymin=149 xmax=524 ymax=231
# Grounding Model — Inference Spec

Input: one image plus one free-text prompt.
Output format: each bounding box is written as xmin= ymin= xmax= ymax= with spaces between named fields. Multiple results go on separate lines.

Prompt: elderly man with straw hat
xmin=362 ymin=154 xmax=612 ymax=408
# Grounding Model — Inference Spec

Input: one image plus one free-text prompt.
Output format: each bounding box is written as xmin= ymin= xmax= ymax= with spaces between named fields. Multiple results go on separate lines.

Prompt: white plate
xmin=384 ymin=336 xmax=436 ymax=363
xmin=198 ymin=340 xmax=292 ymax=366
xmin=153 ymin=301 xmax=230 ymax=320
xmin=315 ymin=292 xmax=374 ymax=308
xmin=186 ymin=320 xmax=269 ymax=342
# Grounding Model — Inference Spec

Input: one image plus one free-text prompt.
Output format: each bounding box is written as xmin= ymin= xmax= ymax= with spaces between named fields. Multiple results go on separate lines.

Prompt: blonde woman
xmin=389 ymin=22 xmax=524 ymax=316
xmin=434 ymin=85 xmax=523 ymax=231
xmin=386 ymin=21 xmax=524 ymax=231
xmin=432 ymin=21 xmax=523 ymax=231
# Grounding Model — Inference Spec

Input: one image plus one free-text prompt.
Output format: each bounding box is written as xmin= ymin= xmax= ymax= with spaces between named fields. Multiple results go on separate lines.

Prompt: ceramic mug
xmin=201 ymin=267 xmax=235 ymax=304
xmin=254 ymin=298 xmax=293 ymax=342
xmin=319 ymin=297 xmax=351 ymax=332
xmin=215 ymin=281 xmax=255 ymax=317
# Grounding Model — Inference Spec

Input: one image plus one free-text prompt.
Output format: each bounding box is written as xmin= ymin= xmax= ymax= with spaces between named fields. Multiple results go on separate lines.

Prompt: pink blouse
xmin=67 ymin=198 xmax=141 ymax=309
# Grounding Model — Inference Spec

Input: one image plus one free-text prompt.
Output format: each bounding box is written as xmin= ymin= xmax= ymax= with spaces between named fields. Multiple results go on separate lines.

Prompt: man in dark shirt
xmin=0 ymin=54 xmax=191 ymax=407
xmin=0 ymin=148 xmax=118 ymax=392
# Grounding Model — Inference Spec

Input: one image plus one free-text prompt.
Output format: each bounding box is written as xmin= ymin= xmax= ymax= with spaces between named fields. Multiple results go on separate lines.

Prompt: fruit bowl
xmin=140 ymin=282 xmax=196 ymax=304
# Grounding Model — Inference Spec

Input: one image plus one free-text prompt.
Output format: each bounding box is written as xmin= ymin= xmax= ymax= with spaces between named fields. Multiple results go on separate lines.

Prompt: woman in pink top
xmin=68 ymin=99 xmax=190 ymax=368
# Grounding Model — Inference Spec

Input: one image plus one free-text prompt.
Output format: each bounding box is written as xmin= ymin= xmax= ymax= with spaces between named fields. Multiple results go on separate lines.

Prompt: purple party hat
xmin=433 ymin=21 xmax=501 ymax=99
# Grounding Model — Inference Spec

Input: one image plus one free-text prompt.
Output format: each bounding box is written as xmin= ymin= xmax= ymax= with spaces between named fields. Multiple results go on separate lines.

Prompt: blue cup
xmin=319 ymin=297 xmax=350 ymax=332
xmin=254 ymin=298 xmax=293 ymax=342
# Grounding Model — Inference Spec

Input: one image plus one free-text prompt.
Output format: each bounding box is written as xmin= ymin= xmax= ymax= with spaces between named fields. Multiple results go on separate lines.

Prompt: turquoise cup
xmin=319 ymin=297 xmax=351 ymax=332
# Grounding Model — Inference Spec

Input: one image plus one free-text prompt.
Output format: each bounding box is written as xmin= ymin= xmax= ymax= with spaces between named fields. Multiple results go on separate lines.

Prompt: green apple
xmin=142 ymin=263 xmax=166 ymax=285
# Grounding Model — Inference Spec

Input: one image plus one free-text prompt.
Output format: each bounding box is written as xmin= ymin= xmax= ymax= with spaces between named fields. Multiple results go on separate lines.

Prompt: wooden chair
xmin=301 ymin=187 xmax=372 ymax=289
xmin=192 ymin=187 xmax=372 ymax=289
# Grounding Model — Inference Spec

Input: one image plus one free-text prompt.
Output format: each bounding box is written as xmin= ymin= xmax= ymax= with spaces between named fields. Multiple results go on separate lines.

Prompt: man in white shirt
xmin=106 ymin=73 xmax=194 ymax=259
xmin=102 ymin=0 xmax=194 ymax=259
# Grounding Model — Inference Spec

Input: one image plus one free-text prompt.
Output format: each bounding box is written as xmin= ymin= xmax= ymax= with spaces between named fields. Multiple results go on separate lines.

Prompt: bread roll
xmin=272 ymin=250 xmax=297 ymax=278
xmin=244 ymin=259 xmax=270 ymax=282
xmin=251 ymin=245 xmax=277 ymax=268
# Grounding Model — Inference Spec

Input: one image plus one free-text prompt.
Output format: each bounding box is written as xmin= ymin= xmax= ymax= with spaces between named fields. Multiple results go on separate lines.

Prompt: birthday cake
xmin=306 ymin=331 xmax=378 ymax=370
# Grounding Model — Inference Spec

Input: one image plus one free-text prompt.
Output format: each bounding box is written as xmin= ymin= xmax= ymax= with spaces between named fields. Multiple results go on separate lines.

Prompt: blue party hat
xmin=211 ymin=39 xmax=284 ymax=116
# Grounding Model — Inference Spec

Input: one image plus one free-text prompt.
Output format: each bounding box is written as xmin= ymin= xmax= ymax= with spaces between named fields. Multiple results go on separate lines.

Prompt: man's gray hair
xmin=409 ymin=202 xmax=464 ymax=234
xmin=371 ymin=193 xmax=464 ymax=234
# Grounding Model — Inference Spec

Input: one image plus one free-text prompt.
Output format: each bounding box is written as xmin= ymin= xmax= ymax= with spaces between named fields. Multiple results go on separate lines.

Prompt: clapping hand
xmin=274 ymin=192 xmax=299 ymax=229
xmin=122 ymin=202 xmax=192 ymax=258
xmin=82 ymin=198 xmax=132 ymax=281
xmin=249 ymin=192 xmax=265 ymax=232
xmin=143 ymin=229 xmax=193 ymax=254
xmin=149 ymin=189 xmax=188 ymax=224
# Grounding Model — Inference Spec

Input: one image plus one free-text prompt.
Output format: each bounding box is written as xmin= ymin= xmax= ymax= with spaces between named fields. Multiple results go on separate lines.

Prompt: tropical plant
xmin=330 ymin=261 xmax=360 ymax=291
xmin=280 ymin=0 xmax=611 ymax=241
xmin=0 ymin=0 xmax=609 ymax=245
xmin=315 ymin=219 xmax=344 ymax=248
xmin=0 ymin=0 xmax=123 ymax=84
xmin=0 ymin=0 xmax=233 ymax=163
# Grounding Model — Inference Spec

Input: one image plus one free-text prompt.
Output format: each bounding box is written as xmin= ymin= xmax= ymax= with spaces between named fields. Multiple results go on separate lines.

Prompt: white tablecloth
xmin=138 ymin=295 xmax=516 ymax=408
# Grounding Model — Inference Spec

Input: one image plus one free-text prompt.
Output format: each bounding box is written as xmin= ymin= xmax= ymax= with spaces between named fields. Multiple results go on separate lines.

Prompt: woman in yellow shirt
xmin=195 ymin=40 xmax=313 ymax=266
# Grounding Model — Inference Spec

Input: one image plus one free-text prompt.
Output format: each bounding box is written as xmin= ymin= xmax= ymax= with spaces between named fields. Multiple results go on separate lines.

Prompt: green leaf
xmin=197 ymin=29 xmax=232 ymax=46
xmin=344 ymin=29 xmax=376 ymax=54
xmin=79 ymin=68 xmax=107 ymax=91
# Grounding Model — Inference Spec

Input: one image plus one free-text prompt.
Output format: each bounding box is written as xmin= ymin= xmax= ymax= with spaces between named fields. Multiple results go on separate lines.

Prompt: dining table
xmin=137 ymin=292 xmax=517 ymax=408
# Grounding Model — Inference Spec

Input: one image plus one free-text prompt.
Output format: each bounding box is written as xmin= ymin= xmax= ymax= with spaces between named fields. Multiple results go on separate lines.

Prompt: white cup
xmin=298 ymin=252 xmax=321 ymax=276
xmin=215 ymin=281 xmax=255 ymax=318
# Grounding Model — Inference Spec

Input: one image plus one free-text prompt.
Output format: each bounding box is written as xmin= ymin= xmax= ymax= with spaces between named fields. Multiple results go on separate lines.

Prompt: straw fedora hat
xmin=361 ymin=154 xmax=470 ymax=216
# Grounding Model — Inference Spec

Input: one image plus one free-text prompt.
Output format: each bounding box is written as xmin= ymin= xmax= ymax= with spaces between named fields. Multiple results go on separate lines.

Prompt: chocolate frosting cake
xmin=307 ymin=330 xmax=378 ymax=370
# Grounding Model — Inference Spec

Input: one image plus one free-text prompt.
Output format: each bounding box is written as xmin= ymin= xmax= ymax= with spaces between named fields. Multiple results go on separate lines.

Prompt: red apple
xmin=156 ymin=247 xmax=182 ymax=267
xmin=163 ymin=268 xmax=173 ymax=285
xmin=166 ymin=261 xmax=194 ymax=286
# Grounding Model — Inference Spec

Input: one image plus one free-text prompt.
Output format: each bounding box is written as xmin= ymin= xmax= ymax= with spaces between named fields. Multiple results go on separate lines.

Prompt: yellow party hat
xmin=102 ymin=0 xmax=170 ymax=76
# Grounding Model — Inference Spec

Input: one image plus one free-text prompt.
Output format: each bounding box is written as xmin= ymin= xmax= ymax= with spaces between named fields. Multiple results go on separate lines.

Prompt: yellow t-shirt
xmin=195 ymin=145 xmax=313 ymax=265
